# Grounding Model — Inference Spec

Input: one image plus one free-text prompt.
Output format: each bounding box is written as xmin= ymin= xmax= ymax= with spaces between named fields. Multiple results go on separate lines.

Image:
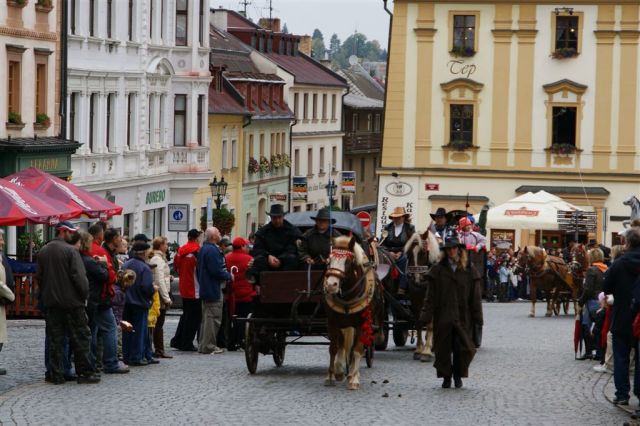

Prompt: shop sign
xmin=292 ymin=176 xmax=308 ymax=202
xmin=385 ymin=181 xmax=413 ymax=197
xmin=19 ymin=155 xmax=68 ymax=173
xmin=145 ymin=190 xmax=166 ymax=205
xmin=269 ymin=193 xmax=287 ymax=202
xmin=341 ymin=171 xmax=356 ymax=193
xmin=491 ymin=229 xmax=515 ymax=250
xmin=447 ymin=60 xmax=477 ymax=79
xmin=425 ymin=183 xmax=440 ymax=191
xmin=505 ymin=208 xmax=539 ymax=217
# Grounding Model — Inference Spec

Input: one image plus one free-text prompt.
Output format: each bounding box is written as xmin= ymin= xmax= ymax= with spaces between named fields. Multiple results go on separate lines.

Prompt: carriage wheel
xmin=272 ymin=332 xmax=286 ymax=367
xmin=244 ymin=314 xmax=259 ymax=374
xmin=365 ymin=344 xmax=374 ymax=368
xmin=374 ymin=311 xmax=389 ymax=351
xmin=392 ymin=324 xmax=409 ymax=347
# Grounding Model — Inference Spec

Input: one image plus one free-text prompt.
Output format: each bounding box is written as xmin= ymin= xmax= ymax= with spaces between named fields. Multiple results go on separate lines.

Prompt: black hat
xmin=55 ymin=220 xmax=79 ymax=233
xmin=268 ymin=204 xmax=286 ymax=217
xmin=310 ymin=208 xmax=336 ymax=223
xmin=132 ymin=242 xmax=150 ymax=252
xmin=430 ymin=207 xmax=452 ymax=221
xmin=133 ymin=233 xmax=151 ymax=242
xmin=188 ymin=229 xmax=202 ymax=240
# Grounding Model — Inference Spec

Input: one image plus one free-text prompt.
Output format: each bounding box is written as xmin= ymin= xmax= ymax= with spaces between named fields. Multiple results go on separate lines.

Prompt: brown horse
xmin=324 ymin=236 xmax=376 ymax=390
xmin=403 ymin=230 xmax=441 ymax=361
xmin=515 ymin=246 xmax=578 ymax=317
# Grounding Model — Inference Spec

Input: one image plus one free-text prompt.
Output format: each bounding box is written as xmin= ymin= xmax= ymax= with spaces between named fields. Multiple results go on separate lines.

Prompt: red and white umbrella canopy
xmin=0 ymin=179 xmax=82 ymax=226
xmin=6 ymin=168 xmax=123 ymax=220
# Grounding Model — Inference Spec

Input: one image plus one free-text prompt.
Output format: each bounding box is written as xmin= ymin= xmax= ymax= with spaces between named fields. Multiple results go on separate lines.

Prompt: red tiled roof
xmin=208 ymin=80 xmax=249 ymax=116
xmin=265 ymin=52 xmax=347 ymax=88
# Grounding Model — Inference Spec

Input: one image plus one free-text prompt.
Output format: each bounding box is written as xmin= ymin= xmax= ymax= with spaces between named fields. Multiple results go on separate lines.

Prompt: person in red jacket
xmin=170 ymin=229 xmax=202 ymax=352
xmin=225 ymin=237 xmax=255 ymax=349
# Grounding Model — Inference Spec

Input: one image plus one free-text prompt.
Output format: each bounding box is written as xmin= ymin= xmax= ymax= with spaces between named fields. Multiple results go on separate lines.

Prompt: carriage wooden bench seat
xmin=258 ymin=270 xmax=326 ymax=304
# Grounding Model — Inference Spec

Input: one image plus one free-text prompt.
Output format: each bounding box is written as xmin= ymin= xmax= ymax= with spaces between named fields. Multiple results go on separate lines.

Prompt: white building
xmin=66 ymin=0 xmax=212 ymax=241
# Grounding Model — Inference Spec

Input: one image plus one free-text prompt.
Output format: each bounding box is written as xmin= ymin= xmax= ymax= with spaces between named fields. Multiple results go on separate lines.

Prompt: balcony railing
xmin=343 ymin=132 xmax=382 ymax=154
xmin=169 ymin=145 xmax=209 ymax=173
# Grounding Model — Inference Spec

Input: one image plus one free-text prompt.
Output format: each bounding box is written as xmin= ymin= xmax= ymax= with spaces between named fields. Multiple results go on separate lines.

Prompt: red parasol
xmin=6 ymin=168 xmax=123 ymax=220
xmin=0 ymin=178 xmax=82 ymax=226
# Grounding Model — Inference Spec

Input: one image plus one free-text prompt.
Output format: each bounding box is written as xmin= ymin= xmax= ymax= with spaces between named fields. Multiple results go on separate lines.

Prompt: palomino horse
xmin=515 ymin=246 xmax=578 ymax=317
xmin=403 ymin=230 xmax=441 ymax=362
xmin=324 ymin=236 xmax=377 ymax=390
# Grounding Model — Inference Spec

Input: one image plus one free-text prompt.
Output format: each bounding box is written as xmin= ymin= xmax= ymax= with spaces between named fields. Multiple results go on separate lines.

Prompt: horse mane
xmin=403 ymin=230 xmax=441 ymax=265
xmin=333 ymin=235 xmax=366 ymax=267
xmin=526 ymin=246 xmax=547 ymax=263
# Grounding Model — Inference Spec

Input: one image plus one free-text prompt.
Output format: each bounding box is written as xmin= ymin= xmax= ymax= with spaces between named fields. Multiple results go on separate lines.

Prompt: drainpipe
xmin=59 ymin=0 xmax=68 ymax=139
xmin=340 ymin=85 xmax=350 ymax=210
xmin=287 ymin=117 xmax=297 ymax=212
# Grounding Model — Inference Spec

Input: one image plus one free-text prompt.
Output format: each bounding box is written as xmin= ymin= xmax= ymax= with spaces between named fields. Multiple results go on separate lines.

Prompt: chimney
xmin=210 ymin=8 xmax=228 ymax=31
xmin=258 ymin=17 xmax=281 ymax=32
xmin=298 ymin=35 xmax=312 ymax=56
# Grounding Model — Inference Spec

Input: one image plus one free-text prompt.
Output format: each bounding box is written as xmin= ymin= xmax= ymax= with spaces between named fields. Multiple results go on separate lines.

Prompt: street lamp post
xmin=209 ymin=176 xmax=228 ymax=210
xmin=325 ymin=178 xmax=337 ymax=208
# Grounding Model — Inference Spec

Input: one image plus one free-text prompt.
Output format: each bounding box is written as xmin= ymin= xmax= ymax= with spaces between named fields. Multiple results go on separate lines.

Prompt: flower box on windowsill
xmin=6 ymin=122 xmax=25 ymax=130
xmin=7 ymin=0 xmax=28 ymax=9
xmin=550 ymin=48 xmax=579 ymax=60
xmin=449 ymin=46 xmax=476 ymax=58
xmin=33 ymin=122 xmax=50 ymax=131
xmin=443 ymin=141 xmax=476 ymax=152
xmin=546 ymin=144 xmax=582 ymax=155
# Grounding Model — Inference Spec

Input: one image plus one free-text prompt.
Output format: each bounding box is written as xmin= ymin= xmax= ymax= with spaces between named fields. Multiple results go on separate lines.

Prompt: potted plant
xmin=446 ymin=139 xmax=473 ymax=151
xmin=550 ymin=47 xmax=578 ymax=59
xmin=549 ymin=143 xmax=577 ymax=155
xmin=247 ymin=157 xmax=260 ymax=174
xmin=7 ymin=0 xmax=27 ymax=8
xmin=450 ymin=46 xmax=475 ymax=58
xmin=212 ymin=208 xmax=235 ymax=236
xmin=281 ymin=153 xmax=291 ymax=168
xmin=35 ymin=112 xmax=51 ymax=128
xmin=271 ymin=154 xmax=283 ymax=169
xmin=35 ymin=0 xmax=53 ymax=11
xmin=7 ymin=111 xmax=23 ymax=125
xmin=259 ymin=156 xmax=271 ymax=173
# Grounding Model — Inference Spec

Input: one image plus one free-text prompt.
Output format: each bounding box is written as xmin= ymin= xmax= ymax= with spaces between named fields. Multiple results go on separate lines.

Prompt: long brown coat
xmin=420 ymin=258 xmax=483 ymax=378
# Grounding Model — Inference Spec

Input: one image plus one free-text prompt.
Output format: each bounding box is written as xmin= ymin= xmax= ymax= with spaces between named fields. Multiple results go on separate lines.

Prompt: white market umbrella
xmin=486 ymin=190 xmax=582 ymax=231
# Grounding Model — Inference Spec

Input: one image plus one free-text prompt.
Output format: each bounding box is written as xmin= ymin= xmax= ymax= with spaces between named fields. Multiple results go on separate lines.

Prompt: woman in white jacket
xmin=0 ymin=230 xmax=15 ymax=375
xmin=150 ymin=237 xmax=173 ymax=358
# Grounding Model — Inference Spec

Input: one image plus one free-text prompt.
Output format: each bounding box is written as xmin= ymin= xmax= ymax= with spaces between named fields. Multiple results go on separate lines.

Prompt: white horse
xmin=623 ymin=195 xmax=640 ymax=228
xmin=403 ymin=230 xmax=441 ymax=362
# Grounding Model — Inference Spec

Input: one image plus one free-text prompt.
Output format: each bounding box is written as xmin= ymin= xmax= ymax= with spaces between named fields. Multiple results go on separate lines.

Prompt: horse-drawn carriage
xmin=240 ymin=212 xmax=382 ymax=390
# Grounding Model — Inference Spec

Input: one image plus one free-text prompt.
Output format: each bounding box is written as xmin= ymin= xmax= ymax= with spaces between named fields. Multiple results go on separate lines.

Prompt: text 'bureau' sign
xmin=145 ymin=190 xmax=166 ymax=205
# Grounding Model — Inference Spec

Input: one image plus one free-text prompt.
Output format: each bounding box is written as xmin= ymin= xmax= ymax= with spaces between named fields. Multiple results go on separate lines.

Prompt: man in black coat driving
xmin=247 ymin=204 xmax=302 ymax=283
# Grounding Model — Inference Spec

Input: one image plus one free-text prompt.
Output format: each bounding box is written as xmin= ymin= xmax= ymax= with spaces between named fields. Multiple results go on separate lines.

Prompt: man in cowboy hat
xmin=381 ymin=206 xmax=415 ymax=295
xmin=247 ymin=204 xmax=302 ymax=283
xmin=429 ymin=207 xmax=453 ymax=240
xmin=299 ymin=208 xmax=341 ymax=270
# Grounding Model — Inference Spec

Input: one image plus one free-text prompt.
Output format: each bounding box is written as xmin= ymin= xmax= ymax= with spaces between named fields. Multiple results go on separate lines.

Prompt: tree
xmin=329 ymin=33 xmax=341 ymax=58
xmin=282 ymin=23 xmax=289 ymax=34
xmin=312 ymin=28 xmax=324 ymax=41
xmin=312 ymin=37 xmax=326 ymax=59
xmin=212 ymin=208 xmax=235 ymax=236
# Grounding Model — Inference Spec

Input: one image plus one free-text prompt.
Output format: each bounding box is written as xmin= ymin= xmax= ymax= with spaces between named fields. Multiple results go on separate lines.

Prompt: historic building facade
xmin=378 ymin=1 xmax=640 ymax=246
xmin=66 ymin=0 xmax=211 ymax=241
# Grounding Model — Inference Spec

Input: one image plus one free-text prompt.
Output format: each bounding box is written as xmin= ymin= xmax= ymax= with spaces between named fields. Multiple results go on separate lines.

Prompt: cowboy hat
xmin=429 ymin=207 xmax=452 ymax=221
xmin=267 ymin=204 xmax=286 ymax=217
xmin=389 ymin=206 xmax=410 ymax=219
xmin=441 ymin=234 xmax=465 ymax=249
xmin=310 ymin=208 xmax=337 ymax=223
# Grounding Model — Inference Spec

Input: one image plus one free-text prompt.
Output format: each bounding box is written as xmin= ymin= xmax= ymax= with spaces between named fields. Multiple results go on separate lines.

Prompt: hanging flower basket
xmin=271 ymin=154 xmax=283 ymax=169
xmin=259 ymin=156 xmax=271 ymax=173
xmin=550 ymin=47 xmax=578 ymax=59
xmin=247 ymin=157 xmax=260 ymax=174
xmin=281 ymin=153 xmax=291 ymax=168
xmin=548 ymin=143 xmax=577 ymax=155
xmin=449 ymin=46 xmax=476 ymax=58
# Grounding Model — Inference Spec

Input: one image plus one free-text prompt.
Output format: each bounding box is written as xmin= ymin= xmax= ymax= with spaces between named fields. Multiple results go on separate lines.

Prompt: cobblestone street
xmin=0 ymin=303 xmax=628 ymax=425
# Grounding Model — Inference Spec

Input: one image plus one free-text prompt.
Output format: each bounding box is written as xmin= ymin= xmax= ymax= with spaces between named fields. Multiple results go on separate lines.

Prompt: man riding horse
xmin=429 ymin=207 xmax=454 ymax=241
xmin=380 ymin=207 xmax=415 ymax=296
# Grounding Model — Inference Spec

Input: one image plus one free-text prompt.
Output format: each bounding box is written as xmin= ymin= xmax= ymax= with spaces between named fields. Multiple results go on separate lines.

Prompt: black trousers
xmin=231 ymin=301 xmax=254 ymax=350
xmin=46 ymin=307 xmax=94 ymax=380
xmin=171 ymin=299 xmax=202 ymax=350
xmin=248 ymin=254 xmax=299 ymax=283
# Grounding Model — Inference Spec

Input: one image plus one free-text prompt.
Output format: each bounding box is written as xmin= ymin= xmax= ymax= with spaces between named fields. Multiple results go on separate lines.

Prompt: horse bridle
xmin=325 ymin=248 xmax=369 ymax=301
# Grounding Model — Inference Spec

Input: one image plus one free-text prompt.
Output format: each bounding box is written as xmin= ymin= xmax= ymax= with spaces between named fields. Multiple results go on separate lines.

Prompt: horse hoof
xmin=545 ymin=312 xmax=552 ymax=317
xmin=335 ymin=373 xmax=345 ymax=382
xmin=347 ymin=383 xmax=360 ymax=391
xmin=324 ymin=379 xmax=336 ymax=387
xmin=413 ymin=352 xmax=421 ymax=361
xmin=420 ymin=354 xmax=433 ymax=363
xmin=528 ymin=313 xmax=535 ymax=318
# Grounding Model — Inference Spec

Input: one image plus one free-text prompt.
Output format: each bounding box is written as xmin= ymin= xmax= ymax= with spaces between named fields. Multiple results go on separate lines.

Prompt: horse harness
xmin=324 ymin=248 xmax=376 ymax=315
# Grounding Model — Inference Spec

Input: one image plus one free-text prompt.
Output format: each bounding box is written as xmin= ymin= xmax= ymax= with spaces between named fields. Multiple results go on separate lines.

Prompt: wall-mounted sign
xmin=447 ymin=60 xmax=477 ymax=79
xmin=292 ymin=176 xmax=308 ymax=202
xmin=145 ymin=190 xmax=166 ymax=205
xmin=425 ymin=183 xmax=440 ymax=191
xmin=341 ymin=171 xmax=356 ymax=193
xmin=269 ymin=193 xmax=287 ymax=202
xmin=385 ymin=181 xmax=413 ymax=197
xmin=491 ymin=229 xmax=515 ymax=250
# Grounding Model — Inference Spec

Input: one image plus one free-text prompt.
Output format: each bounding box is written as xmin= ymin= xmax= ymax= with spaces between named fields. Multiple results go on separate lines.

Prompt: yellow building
xmin=193 ymin=82 xmax=249 ymax=233
xmin=378 ymin=0 xmax=640 ymax=247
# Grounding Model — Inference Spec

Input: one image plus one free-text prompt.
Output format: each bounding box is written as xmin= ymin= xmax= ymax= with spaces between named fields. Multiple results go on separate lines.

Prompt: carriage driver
xmin=429 ymin=207 xmax=453 ymax=240
xmin=299 ymin=208 xmax=341 ymax=270
xmin=246 ymin=204 xmax=302 ymax=284
xmin=381 ymin=207 xmax=415 ymax=296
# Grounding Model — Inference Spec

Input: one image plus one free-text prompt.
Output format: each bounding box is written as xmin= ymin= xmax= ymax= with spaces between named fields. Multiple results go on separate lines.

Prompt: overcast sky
xmin=209 ymin=0 xmax=392 ymax=47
